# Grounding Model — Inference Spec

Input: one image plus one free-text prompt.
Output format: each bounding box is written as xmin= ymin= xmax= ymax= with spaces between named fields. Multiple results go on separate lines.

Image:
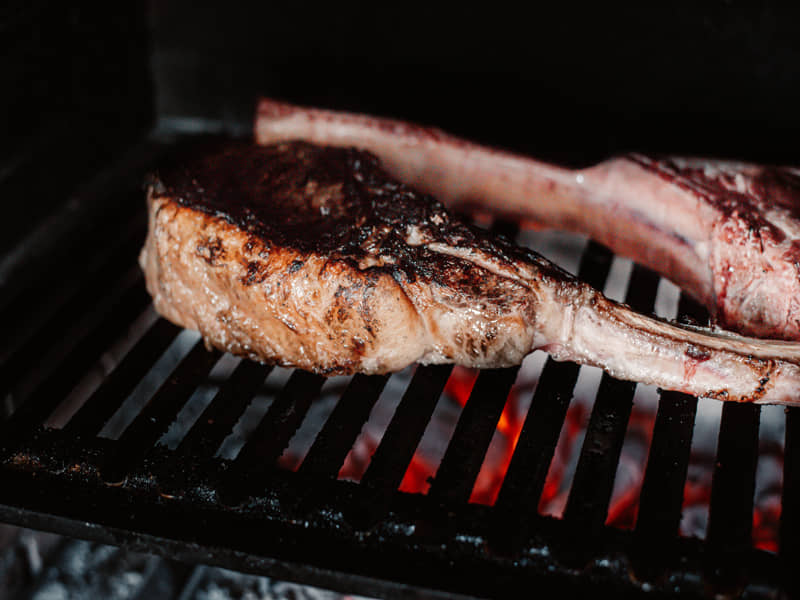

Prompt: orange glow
xmin=444 ymin=367 xmax=479 ymax=408
xmin=325 ymin=369 xmax=783 ymax=555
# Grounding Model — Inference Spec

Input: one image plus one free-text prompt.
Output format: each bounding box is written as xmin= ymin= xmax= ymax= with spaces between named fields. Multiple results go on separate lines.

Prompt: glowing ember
xmin=272 ymin=226 xmax=785 ymax=556
xmin=319 ymin=367 xmax=784 ymax=554
xmin=272 ymin=346 xmax=783 ymax=554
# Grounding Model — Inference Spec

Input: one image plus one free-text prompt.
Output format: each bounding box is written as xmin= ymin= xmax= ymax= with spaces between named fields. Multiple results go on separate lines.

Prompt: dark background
xmin=3 ymin=2 xmax=800 ymax=251
xmin=149 ymin=3 xmax=800 ymax=165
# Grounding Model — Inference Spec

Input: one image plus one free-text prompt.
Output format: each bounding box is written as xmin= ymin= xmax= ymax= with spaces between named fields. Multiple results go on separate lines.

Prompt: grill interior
xmin=0 ymin=130 xmax=795 ymax=599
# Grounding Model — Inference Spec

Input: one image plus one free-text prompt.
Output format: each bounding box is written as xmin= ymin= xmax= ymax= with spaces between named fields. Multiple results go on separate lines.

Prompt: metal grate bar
xmin=1 ymin=276 xmax=150 ymax=449
xmin=634 ymin=294 xmax=706 ymax=546
xmin=233 ymin=369 xmax=326 ymax=467
xmin=63 ymin=318 xmax=183 ymax=438
xmin=561 ymin=263 xmax=661 ymax=536
xmin=175 ymin=360 xmax=273 ymax=461
xmin=156 ymin=359 xmax=273 ymax=498
xmin=222 ymin=369 xmax=326 ymax=499
xmin=706 ymin=404 xmax=761 ymax=550
xmin=427 ymin=367 xmax=519 ymax=505
xmin=781 ymin=407 xmax=800 ymax=587
xmin=360 ymin=364 xmax=453 ymax=489
xmin=704 ymin=400 xmax=760 ymax=590
xmin=490 ymin=240 xmax=614 ymax=551
xmin=636 ymin=390 xmax=697 ymax=533
xmin=491 ymin=359 xmax=580 ymax=548
xmin=560 ymin=377 xmax=637 ymax=537
xmin=298 ymin=373 xmax=389 ymax=480
xmin=577 ymin=241 xmax=618 ymax=294
xmin=101 ymin=341 xmax=222 ymax=484
xmin=353 ymin=364 xmax=453 ymax=526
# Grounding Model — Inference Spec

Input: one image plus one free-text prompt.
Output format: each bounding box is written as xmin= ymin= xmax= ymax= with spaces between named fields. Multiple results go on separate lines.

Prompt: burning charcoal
xmin=26 ymin=541 xmax=157 ymax=600
xmin=182 ymin=566 xmax=375 ymax=600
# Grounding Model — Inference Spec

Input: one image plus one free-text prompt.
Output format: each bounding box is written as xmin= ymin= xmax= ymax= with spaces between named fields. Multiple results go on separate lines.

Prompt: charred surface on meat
xmin=255 ymin=98 xmax=800 ymax=341
xmin=141 ymin=142 xmax=800 ymax=406
xmin=142 ymin=142 xmax=553 ymax=376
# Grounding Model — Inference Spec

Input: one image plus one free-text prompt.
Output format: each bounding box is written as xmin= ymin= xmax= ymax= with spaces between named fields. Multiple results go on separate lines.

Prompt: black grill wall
xmin=150 ymin=3 xmax=800 ymax=164
xmin=1 ymin=2 xmax=152 ymax=256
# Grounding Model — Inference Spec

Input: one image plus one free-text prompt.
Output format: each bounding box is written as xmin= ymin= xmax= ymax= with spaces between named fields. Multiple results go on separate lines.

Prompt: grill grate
xmin=558 ymin=262 xmax=661 ymax=568
xmin=634 ymin=294 xmax=705 ymax=546
xmin=0 ymin=135 xmax=793 ymax=599
xmin=353 ymin=364 xmax=454 ymax=532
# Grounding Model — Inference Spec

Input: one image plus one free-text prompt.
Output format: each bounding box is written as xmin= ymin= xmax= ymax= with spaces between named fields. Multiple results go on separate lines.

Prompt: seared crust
xmin=139 ymin=140 xmax=800 ymax=405
xmin=139 ymin=142 xmax=542 ymax=374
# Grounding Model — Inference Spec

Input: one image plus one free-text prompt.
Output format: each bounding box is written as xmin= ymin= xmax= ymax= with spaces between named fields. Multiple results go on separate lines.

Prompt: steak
xmin=255 ymin=98 xmax=800 ymax=341
xmin=140 ymin=141 xmax=800 ymax=405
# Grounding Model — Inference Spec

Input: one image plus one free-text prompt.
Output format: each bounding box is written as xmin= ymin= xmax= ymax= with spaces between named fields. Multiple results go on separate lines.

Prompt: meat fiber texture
xmin=140 ymin=142 xmax=800 ymax=405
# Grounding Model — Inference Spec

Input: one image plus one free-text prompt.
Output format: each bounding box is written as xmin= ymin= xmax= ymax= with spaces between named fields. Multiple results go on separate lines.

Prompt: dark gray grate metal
xmin=221 ymin=370 xmax=327 ymax=504
xmin=2 ymin=270 xmax=149 ymax=449
xmin=560 ymin=263 xmax=661 ymax=561
xmin=781 ymin=406 xmax=800 ymax=594
xmin=100 ymin=341 xmax=223 ymax=484
xmin=428 ymin=366 xmax=520 ymax=506
xmin=298 ymin=373 xmax=389 ymax=480
xmin=0 ymin=222 xmax=144 ymax=372
xmin=492 ymin=240 xmax=614 ymax=554
xmin=353 ymin=363 xmax=453 ymax=529
xmin=176 ymin=360 xmax=273 ymax=460
xmin=706 ymin=402 xmax=761 ymax=589
xmin=632 ymin=293 xmax=707 ymax=580
xmin=634 ymin=294 xmax=706 ymax=559
xmin=0 ymin=139 xmax=791 ymax=599
xmin=64 ymin=318 xmax=184 ymax=438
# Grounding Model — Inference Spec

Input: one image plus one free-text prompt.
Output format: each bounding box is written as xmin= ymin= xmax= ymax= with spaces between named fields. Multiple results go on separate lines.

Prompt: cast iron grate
xmin=0 ymin=135 xmax=793 ymax=599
